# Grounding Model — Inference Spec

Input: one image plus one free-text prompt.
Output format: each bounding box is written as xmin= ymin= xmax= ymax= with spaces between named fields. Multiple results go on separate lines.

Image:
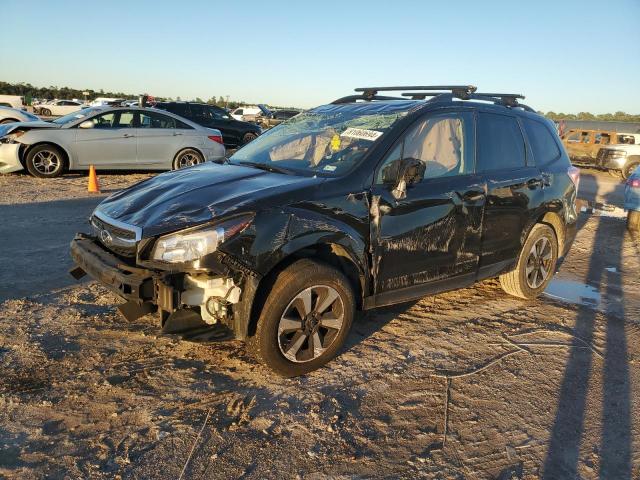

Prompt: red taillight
xmin=568 ymin=166 xmax=580 ymax=192
xmin=628 ymin=178 xmax=640 ymax=188
xmin=208 ymin=135 xmax=223 ymax=144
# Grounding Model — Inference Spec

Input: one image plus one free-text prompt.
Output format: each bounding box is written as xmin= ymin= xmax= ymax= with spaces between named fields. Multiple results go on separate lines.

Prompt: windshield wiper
xmin=233 ymin=161 xmax=293 ymax=175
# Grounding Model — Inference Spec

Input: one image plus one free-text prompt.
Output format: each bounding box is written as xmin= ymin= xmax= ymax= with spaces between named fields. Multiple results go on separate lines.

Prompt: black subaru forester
xmin=70 ymin=85 xmax=579 ymax=377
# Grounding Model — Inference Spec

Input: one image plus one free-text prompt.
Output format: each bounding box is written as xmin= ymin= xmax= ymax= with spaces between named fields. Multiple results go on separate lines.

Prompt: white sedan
xmin=0 ymin=107 xmax=225 ymax=178
xmin=35 ymin=100 xmax=85 ymax=116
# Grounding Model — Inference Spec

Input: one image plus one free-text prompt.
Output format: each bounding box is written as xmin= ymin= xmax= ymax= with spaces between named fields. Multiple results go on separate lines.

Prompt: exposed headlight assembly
xmin=0 ymin=131 xmax=25 ymax=144
xmin=151 ymin=215 xmax=253 ymax=263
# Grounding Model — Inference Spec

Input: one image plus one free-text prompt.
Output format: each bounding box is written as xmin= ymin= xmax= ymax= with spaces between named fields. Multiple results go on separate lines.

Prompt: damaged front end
xmin=70 ymin=210 xmax=260 ymax=340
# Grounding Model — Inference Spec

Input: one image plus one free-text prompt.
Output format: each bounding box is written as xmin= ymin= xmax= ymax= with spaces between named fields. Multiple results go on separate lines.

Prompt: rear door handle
xmin=173 ymin=132 xmax=183 ymax=136
xmin=123 ymin=133 xmax=135 ymax=138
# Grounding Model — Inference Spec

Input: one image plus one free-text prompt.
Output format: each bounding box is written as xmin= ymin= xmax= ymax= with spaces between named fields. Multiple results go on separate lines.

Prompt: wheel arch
xmin=21 ymin=141 xmax=71 ymax=170
xmin=244 ymin=241 xmax=366 ymax=339
xmin=172 ymin=146 xmax=206 ymax=169
xmin=536 ymin=210 xmax=565 ymax=254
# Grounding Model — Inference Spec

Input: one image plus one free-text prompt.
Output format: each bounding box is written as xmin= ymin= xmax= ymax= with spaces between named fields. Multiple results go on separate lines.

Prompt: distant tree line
xmin=543 ymin=111 xmax=640 ymax=123
xmin=0 ymin=81 xmax=297 ymax=110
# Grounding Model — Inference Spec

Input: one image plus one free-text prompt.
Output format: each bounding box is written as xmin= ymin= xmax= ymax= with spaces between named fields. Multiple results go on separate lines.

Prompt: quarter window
xmin=140 ymin=111 xmax=179 ymax=129
xmin=477 ymin=112 xmax=526 ymax=172
xmin=522 ymin=118 xmax=561 ymax=165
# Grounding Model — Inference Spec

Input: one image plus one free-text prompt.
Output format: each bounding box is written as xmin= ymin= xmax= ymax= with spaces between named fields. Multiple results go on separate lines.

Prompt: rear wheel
xmin=25 ymin=144 xmax=65 ymax=178
xmin=40 ymin=108 xmax=52 ymax=116
xmin=623 ymin=162 xmax=640 ymax=180
xmin=0 ymin=118 xmax=18 ymax=124
xmin=173 ymin=148 xmax=204 ymax=170
xmin=252 ymin=259 xmax=355 ymax=377
xmin=628 ymin=211 xmax=640 ymax=232
xmin=500 ymin=223 xmax=558 ymax=299
xmin=242 ymin=132 xmax=258 ymax=145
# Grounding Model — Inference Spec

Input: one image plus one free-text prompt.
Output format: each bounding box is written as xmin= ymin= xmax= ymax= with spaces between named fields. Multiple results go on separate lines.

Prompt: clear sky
xmin=1 ymin=0 xmax=638 ymax=113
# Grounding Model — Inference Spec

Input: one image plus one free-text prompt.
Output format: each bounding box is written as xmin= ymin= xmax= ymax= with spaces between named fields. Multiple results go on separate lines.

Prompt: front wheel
xmin=628 ymin=211 xmax=640 ymax=232
xmin=173 ymin=148 xmax=204 ymax=170
xmin=40 ymin=108 xmax=52 ymax=116
xmin=0 ymin=118 xmax=18 ymax=124
xmin=252 ymin=259 xmax=355 ymax=377
xmin=500 ymin=223 xmax=558 ymax=299
xmin=25 ymin=144 xmax=65 ymax=178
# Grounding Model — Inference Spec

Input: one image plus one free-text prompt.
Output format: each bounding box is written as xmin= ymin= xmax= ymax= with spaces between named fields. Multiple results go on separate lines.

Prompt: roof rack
xmin=331 ymin=85 xmax=535 ymax=112
xmin=355 ymin=85 xmax=477 ymax=100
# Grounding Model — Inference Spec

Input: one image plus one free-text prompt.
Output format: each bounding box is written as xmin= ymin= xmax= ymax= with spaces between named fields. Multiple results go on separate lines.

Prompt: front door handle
xmin=173 ymin=132 xmax=183 ymax=136
xmin=527 ymin=177 xmax=544 ymax=188
xmin=123 ymin=133 xmax=135 ymax=138
xmin=461 ymin=190 xmax=485 ymax=202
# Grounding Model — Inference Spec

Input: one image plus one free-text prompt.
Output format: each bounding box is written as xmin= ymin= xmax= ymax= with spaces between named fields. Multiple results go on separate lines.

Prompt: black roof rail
xmin=401 ymin=92 xmax=444 ymax=100
xmin=331 ymin=86 xmax=536 ymax=112
xmin=354 ymin=85 xmax=477 ymax=100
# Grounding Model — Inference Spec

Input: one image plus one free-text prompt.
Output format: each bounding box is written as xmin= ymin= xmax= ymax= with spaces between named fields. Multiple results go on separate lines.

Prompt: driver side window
xmin=376 ymin=112 xmax=473 ymax=184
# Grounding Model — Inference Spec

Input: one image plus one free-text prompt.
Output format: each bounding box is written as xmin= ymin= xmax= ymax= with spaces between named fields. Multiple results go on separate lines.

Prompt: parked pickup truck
xmin=70 ymin=84 xmax=579 ymax=376
xmin=596 ymin=143 xmax=640 ymax=179
xmin=561 ymin=129 xmax=639 ymax=170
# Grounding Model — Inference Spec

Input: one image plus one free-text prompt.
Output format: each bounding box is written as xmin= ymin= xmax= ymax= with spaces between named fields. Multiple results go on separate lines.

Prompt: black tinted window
xmin=162 ymin=103 xmax=189 ymax=117
xmin=522 ymin=118 xmax=561 ymax=165
xmin=477 ymin=113 xmax=526 ymax=172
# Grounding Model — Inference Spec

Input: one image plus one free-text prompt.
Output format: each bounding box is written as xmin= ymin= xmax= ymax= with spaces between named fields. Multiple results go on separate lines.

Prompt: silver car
xmin=0 ymin=106 xmax=41 ymax=124
xmin=0 ymin=107 xmax=225 ymax=178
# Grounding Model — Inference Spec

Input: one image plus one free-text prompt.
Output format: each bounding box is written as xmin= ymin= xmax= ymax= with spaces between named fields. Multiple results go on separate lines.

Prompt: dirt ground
xmin=0 ymin=170 xmax=639 ymax=479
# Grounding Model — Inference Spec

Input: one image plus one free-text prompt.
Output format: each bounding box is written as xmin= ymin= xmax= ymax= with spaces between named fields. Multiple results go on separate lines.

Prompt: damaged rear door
xmin=370 ymin=110 xmax=485 ymax=303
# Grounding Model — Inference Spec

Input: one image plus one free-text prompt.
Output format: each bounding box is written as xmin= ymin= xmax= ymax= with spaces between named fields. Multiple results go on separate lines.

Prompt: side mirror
xmin=381 ymin=157 xmax=425 ymax=200
xmin=78 ymin=120 xmax=94 ymax=129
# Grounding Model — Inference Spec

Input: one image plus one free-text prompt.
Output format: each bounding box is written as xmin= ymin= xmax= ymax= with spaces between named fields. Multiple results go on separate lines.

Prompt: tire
xmin=0 ymin=118 xmax=18 ymax=124
xmin=25 ymin=144 xmax=66 ymax=178
xmin=622 ymin=162 xmax=640 ymax=180
xmin=172 ymin=148 xmax=204 ymax=170
xmin=242 ymin=132 xmax=258 ymax=145
xmin=499 ymin=223 xmax=558 ymax=300
xmin=628 ymin=211 xmax=640 ymax=232
xmin=251 ymin=259 xmax=355 ymax=377
xmin=40 ymin=108 xmax=52 ymax=116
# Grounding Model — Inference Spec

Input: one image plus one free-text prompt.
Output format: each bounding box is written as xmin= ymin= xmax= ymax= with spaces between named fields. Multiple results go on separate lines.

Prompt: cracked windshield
xmin=229 ymin=107 xmax=408 ymax=175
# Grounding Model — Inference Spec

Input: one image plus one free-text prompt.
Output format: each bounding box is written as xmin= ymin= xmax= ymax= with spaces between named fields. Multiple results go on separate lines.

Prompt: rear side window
xmin=522 ymin=118 xmax=561 ymax=165
xmin=164 ymin=103 xmax=189 ymax=117
xmin=477 ymin=112 xmax=526 ymax=172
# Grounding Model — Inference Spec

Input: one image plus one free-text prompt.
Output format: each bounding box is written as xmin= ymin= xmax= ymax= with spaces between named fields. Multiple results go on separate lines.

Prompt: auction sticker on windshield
xmin=340 ymin=127 xmax=383 ymax=141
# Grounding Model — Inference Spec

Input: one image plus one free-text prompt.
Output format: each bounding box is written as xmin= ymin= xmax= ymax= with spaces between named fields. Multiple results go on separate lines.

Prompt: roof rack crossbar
xmin=332 ymin=94 xmax=406 ymax=104
xmin=355 ymin=85 xmax=477 ymax=100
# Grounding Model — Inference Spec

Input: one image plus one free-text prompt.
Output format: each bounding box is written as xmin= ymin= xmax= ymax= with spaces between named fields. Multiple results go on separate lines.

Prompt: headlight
xmin=0 ymin=132 xmax=25 ymax=144
xmin=151 ymin=215 xmax=253 ymax=263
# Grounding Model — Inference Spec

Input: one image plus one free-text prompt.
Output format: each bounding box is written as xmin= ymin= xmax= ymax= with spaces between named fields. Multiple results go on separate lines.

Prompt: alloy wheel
xmin=177 ymin=151 xmax=201 ymax=168
xmin=525 ymin=236 xmax=552 ymax=289
xmin=277 ymin=285 xmax=345 ymax=363
xmin=32 ymin=150 xmax=61 ymax=175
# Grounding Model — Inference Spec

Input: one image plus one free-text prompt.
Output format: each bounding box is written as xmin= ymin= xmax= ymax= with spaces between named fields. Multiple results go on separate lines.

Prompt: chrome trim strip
xmin=93 ymin=209 xmax=142 ymax=241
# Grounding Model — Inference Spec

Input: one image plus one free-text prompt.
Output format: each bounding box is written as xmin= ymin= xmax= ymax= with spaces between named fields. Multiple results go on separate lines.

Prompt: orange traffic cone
xmin=88 ymin=165 xmax=100 ymax=193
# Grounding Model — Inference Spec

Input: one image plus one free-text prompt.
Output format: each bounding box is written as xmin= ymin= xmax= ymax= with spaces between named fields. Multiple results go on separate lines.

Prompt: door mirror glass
xmin=381 ymin=157 xmax=425 ymax=186
xmin=78 ymin=120 xmax=94 ymax=129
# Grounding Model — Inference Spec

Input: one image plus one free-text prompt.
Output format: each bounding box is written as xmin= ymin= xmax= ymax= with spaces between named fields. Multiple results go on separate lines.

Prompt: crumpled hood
xmin=95 ymin=162 xmax=324 ymax=237
xmin=0 ymin=121 xmax=60 ymax=136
